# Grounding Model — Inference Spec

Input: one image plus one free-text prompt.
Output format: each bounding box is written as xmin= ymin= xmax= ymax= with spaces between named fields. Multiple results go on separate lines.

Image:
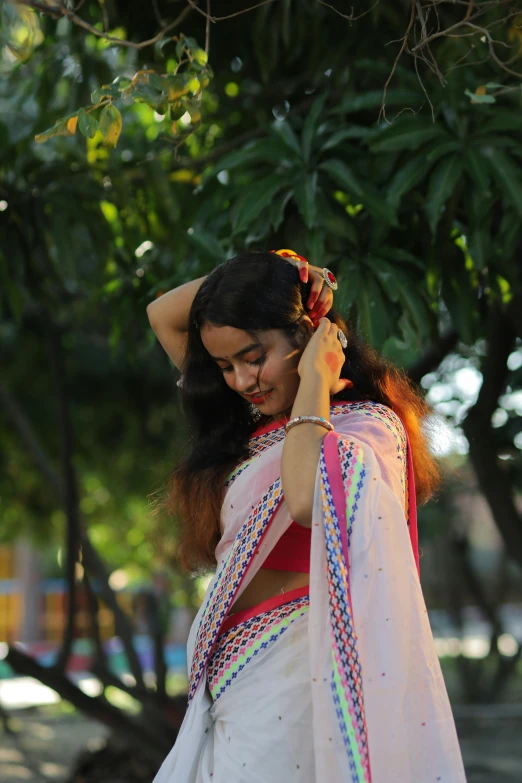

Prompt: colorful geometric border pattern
xmin=225 ymin=402 xmax=364 ymax=489
xmin=225 ymin=426 xmax=286 ymax=488
xmin=207 ymin=595 xmax=310 ymax=701
xmin=320 ymin=440 xmax=372 ymax=783
xmin=188 ymin=479 xmax=284 ymax=704
xmin=339 ymin=401 xmax=408 ymax=512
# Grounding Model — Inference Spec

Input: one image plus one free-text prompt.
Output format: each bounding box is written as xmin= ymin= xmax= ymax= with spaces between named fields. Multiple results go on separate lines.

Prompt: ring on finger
xmin=337 ymin=329 xmax=348 ymax=349
xmin=322 ymin=268 xmax=338 ymax=291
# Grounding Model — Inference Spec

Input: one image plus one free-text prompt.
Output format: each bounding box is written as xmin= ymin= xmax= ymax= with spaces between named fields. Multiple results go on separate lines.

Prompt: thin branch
xmin=17 ymin=0 xmax=194 ymax=49
xmin=186 ymin=0 xmax=278 ymax=22
xmin=465 ymin=22 xmax=522 ymax=77
xmin=316 ymin=0 xmax=380 ymax=22
xmin=378 ymin=1 xmax=417 ymax=124
xmin=152 ymin=0 xmax=166 ymax=27
xmin=205 ymin=0 xmax=211 ymax=53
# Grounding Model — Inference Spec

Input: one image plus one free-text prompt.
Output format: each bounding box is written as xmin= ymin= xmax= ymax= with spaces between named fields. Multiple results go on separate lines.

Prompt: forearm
xmin=146 ymin=276 xmax=207 ymax=334
xmin=281 ymin=371 xmax=330 ymax=528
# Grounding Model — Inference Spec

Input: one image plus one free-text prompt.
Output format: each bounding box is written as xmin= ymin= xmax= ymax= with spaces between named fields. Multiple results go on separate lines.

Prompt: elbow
xmin=146 ymin=301 xmax=159 ymax=329
xmin=285 ymin=499 xmax=313 ymax=529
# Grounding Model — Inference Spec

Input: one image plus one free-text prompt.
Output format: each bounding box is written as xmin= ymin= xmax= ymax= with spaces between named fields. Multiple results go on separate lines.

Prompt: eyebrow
xmin=210 ymin=342 xmax=262 ymax=362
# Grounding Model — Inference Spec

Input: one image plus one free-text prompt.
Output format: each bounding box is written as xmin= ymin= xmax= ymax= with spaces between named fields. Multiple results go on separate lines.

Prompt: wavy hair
xmin=162 ymin=251 xmax=441 ymax=575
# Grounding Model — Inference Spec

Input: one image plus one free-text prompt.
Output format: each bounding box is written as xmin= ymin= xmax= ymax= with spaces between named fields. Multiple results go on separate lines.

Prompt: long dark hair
xmin=163 ymin=251 xmax=440 ymax=575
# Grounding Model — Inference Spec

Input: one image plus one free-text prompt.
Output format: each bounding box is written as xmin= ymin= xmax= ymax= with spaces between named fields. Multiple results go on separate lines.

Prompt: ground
xmin=1 ymin=707 xmax=522 ymax=782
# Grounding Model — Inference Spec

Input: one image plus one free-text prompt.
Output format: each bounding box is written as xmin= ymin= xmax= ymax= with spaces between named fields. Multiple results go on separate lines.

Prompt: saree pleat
xmin=153 ymin=402 xmax=467 ymax=783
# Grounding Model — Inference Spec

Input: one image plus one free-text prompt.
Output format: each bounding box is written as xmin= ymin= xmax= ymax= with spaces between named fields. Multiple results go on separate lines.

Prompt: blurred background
xmin=1 ymin=1 xmax=522 ymax=781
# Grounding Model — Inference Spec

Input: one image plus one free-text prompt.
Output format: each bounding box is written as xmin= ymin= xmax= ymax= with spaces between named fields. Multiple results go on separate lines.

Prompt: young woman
xmin=148 ymin=249 xmax=466 ymax=783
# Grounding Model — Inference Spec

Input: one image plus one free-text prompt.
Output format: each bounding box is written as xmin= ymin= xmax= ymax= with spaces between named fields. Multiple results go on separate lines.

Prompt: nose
xmin=233 ymin=365 xmax=258 ymax=394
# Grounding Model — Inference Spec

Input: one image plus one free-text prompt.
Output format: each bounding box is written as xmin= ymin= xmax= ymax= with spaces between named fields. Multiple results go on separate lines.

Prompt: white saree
xmin=153 ymin=401 xmax=466 ymax=783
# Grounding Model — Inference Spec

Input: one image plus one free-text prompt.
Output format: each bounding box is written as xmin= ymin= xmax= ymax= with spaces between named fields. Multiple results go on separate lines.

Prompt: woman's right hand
xmin=282 ymin=254 xmax=334 ymax=326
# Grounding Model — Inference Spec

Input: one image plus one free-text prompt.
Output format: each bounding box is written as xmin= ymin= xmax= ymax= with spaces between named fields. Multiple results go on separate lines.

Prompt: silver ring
xmin=322 ymin=268 xmax=338 ymax=291
xmin=337 ymin=330 xmax=347 ymax=349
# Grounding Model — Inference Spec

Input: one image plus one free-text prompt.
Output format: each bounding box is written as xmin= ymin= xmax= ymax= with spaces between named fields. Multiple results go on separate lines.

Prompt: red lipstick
xmin=248 ymin=390 xmax=272 ymax=404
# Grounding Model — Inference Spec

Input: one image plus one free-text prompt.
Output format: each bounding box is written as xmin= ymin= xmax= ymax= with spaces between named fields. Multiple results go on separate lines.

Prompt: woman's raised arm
xmin=146 ymin=276 xmax=206 ymax=369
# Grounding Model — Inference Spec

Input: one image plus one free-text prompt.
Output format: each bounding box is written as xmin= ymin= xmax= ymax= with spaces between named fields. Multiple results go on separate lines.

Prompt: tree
xmin=1 ymin=0 xmax=521 ymax=774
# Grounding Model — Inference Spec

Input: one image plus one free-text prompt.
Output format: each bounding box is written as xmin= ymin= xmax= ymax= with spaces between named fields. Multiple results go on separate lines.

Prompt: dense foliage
xmin=1 ymin=0 xmax=521 ymax=579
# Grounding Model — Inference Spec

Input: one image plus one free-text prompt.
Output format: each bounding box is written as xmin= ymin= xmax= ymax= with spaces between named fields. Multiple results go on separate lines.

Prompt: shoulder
xmin=331 ymin=400 xmax=407 ymax=454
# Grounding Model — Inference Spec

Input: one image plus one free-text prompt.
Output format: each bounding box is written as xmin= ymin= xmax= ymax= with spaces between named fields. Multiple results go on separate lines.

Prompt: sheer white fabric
xmin=153 ymin=403 xmax=466 ymax=783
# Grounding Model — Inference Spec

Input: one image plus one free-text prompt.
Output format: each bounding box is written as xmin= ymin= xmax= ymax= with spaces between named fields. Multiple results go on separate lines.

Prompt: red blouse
xmin=251 ymin=400 xmax=354 ymax=574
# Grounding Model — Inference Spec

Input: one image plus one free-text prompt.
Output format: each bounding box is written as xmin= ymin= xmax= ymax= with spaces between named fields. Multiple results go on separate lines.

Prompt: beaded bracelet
xmin=284 ymin=415 xmax=334 ymax=434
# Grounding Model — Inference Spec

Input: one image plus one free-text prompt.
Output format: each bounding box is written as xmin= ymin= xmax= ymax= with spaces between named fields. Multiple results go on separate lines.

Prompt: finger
xmin=311 ymin=304 xmax=330 ymax=325
xmin=334 ymin=378 xmax=354 ymax=394
xmin=309 ymin=289 xmax=333 ymax=317
xmin=307 ymin=277 xmax=324 ymax=310
xmin=299 ymin=261 xmax=309 ymax=284
xmin=315 ymin=316 xmax=330 ymax=332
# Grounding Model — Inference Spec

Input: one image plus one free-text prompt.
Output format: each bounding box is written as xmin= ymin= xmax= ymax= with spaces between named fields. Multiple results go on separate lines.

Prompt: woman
xmin=148 ymin=249 xmax=466 ymax=783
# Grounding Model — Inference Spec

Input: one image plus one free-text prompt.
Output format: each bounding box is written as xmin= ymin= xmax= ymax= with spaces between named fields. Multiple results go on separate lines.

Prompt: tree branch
xmin=16 ymin=0 xmax=194 ymax=49
xmin=0 ymin=381 xmax=64 ymax=502
xmin=461 ymin=304 xmax=522 ymax=568
xmin=5 ymin=645 xmax=171 ymax=761
xmin=43 ymin=313 xmax=81 ymax=673
xmin=185 ymin=0 xmax=278 ymax=22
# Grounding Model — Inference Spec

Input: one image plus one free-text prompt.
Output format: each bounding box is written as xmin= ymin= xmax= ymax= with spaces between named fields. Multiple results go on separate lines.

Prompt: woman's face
xmin=200 ymin=320 xmax=313 ymax=417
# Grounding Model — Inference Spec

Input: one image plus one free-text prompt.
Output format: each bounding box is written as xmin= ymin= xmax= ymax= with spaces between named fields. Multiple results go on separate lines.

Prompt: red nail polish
xmin=299 ymin=268 xmax=307 ymax=283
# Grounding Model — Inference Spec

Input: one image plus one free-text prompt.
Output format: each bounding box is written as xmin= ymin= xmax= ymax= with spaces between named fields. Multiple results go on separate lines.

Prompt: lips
xmin=248 ymin=390 xmax=273 ymax=404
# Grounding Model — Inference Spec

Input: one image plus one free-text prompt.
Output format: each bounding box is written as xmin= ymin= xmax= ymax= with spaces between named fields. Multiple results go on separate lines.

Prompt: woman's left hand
xmin=297 ymin=318 xmax=350 ymax=396
xmin=283 ymin=256 xmax=334 ymax=325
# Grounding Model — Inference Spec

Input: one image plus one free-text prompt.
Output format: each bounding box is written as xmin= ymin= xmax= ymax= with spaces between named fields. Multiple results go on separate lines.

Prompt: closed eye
xmin=218 ymin=355 xmax=265 ymax=374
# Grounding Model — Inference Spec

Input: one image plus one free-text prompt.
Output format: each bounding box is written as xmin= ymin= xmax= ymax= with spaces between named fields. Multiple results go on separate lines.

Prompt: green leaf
xmin=306 ymin=230 xmax=325 ymax=267
xmin=464 ymin=148 xmax=490 ymax=193
xmin=333 ymin=89 xmax=421 ymax=115
xmin=335 ymin=261 xmax=363 ymax=314
xmin=467 ymin=228 xmax=490 ymax=271
xmin=319 ymin=159 xmax=398 ymax=226
xmin=91 ymin=82 xmax=121 ymax=104
xmin=370 ymin=116 xmax=446 ymax=154
xmin=99 ymin=104 xmax=122 ymax=148
xmin=319 ymin=208 xmax=359 ymax=246
xmin=395 ymin=278 xmax=431 ymax=342
xmin=271 ymin=121 xmax=301 ymax=157
xmin=213 ymin=138 xmax=290 ymax=173
xmin=425 ymin=155 xmax=464 ymax=234
xmin=386 ymin=155 xmax=435 ymax=208
xmin=387 ymin=140 xmax=461 ymax=207
xmin=360 ymin=272 xmax=390 ymax=350
xmin=233 ymin=173 xmax=291 ymax=233
xmin=464 ymin=89 xmax=496 ymax=104
xmin=483 ymin=148 xmax=522 ymax=216
xmin=187 ymin=229 xmax=226 ymax=265
xmin=132 ymin=81 xmax=164 ymax=108
xmin=78 ymin=108 xmax=99 ymax=139
xmin=321 ymin=125 xmax=379 ymax=151
xmin=369 ymin=257 xmax=402 ymax=302
xmin=302 ymin=94 xmax=327 ymax=162
xmin=269 ymin=190 xmax=293 ymax=232
xmin=294 ymin=172 xmax=318 ymax=229
xmin=476 ymin=111 xmax=521 ymax=134
xmin=34 ymin=112 xmax=78 ymax=143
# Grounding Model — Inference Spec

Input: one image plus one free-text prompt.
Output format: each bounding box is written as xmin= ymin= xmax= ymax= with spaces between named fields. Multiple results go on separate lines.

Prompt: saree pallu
xmin=153 ymin=401 xmax=467 ymax=783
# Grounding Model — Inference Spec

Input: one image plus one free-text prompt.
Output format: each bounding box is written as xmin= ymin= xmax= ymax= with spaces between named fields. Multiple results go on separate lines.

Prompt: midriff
xmin=229 ymin=568 xmax=310 ymax=614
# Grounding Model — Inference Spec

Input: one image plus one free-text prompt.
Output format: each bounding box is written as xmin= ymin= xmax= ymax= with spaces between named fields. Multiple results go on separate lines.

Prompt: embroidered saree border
xmin=225 ymin=401 xmax=407 ymax=493
xmin=188 ymin=479 xmax=284 ymax=703
xmin=207 ymin=595 xmax=310 ymax=701
xmin=320 ymin=433 xmax=372 ymax=783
